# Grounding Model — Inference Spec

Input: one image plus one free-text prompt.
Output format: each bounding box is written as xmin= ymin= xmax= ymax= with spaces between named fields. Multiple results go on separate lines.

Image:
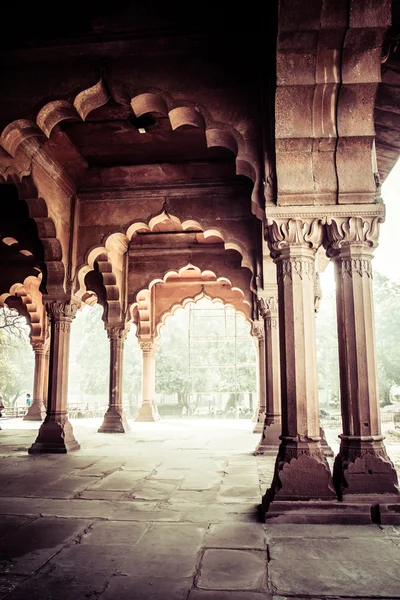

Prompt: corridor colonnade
xmin=25 ymin=203 xmax=400 ymax=523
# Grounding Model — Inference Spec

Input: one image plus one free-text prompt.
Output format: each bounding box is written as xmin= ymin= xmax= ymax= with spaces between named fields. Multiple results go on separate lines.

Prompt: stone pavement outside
xmin=0 ymin=418 xmax=399 ymax=600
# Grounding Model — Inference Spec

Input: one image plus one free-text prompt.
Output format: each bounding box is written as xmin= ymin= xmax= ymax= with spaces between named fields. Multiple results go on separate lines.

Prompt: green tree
xmin=373 ymin=272 xmax=400 ymax=405
xmin=0 ymin=307 xmax=34 ymax=406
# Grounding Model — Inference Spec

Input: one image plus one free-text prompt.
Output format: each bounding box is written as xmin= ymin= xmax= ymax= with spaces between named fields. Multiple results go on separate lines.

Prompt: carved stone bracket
xmin=251 ymin=320 xmax=264 ymax=341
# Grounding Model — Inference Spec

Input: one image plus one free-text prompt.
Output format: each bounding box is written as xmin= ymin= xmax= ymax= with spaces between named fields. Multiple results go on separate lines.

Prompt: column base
xmin=263 ymin=439 xmax=336 ymax=512
xmin=134 ymin=403 xmax=161 ymax=422
xmin=98 ymin=407 xmax=131 ymax=433
xmin=23 ymin=402 xmax=46 ymax=421
xmin=333 ymin=436 xmax=400 ymax=499
xmin=28 ymin=415 xmax=80 ymax=454
xmin=254 ymin=422 xmax=281 ymax=455
xmin=320 ymin=426 xmax=334 ymax=457
xmin=262 ymin=499 xmax=373 ymax=524
xmin=252 ymin=410 xmax=266 ymax=434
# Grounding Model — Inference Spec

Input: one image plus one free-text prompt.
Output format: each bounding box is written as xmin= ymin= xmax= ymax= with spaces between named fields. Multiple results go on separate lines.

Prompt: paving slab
xmin=269 ymin=538 xmax=400 ymax=562
xmin=190 ymin=592 xmax=271 ymax=600
xmin=0 ymin=575 xmax=27 ymax=599
xmin=39 ymin=499 xmax=157 ymax=519
xmin=197 ymin=549 xmax=267 ymax=590
xmin=100 ymin=575 xmax=193 ymax=600
xmin=0 ymin=516 xmax=33 ymax=541
xmin=123 ymin=481 xmax=178 ymax=501
xmin=90 ymin=470 xmax=150 ymax=491
xmin=119 ymin=523 xmax=207 ymax=578
xmin=204 ymin=523 xmax=267 ymax=549
xmin=0 ymin=517 xmax=90 ymax=575
xmin=80 ymin=521 xmax=148 ymax=545
xmin=270 ymin=558 xmax=400 ymax=597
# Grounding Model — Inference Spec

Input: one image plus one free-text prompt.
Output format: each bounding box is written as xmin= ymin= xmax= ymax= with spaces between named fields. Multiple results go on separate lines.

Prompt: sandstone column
xmin=23 ymin=342 xmax=47 ymax=421
xmin=98 ymin=327 xmax=131 ymax=433
xmin=325 ymin=215 xmax=399 ymax=498
xmin=255 ymin=295 xmax=281 ymax=455
xmin=262 ymin=217 xmax=335 ymax=511
xmin=135 ymin=340 xmax=160 ymax=422
xmin=43 ymin=347 xmax=49 ymax=408
xmin=29 ymin=300 xmax=80 ymax=453
xmin=252 ymin=321 xmax=266 ymax=433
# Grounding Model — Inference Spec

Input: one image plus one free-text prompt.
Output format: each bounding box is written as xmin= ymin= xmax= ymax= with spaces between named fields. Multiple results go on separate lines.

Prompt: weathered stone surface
xmin=101 ymin=575 xmax=193 ymax=600
xmin=80 ymin=521 xmax=148 ymax=546
xmin=197 ymin=549 xmax=267 ymax=590
xmin=0 ymin=517 xmax=90 ymax=575
xmin=204 ymin=524 xmax=267 ymax=549
xmin=119 ymin=524 xmax=207 ymax=578
xmin=190 ymin=593 xmax=271 ymax=600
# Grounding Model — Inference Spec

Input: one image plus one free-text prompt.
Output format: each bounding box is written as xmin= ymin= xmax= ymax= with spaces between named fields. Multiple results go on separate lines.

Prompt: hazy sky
xmin=320 ymin=158 xmax=400 ymax=293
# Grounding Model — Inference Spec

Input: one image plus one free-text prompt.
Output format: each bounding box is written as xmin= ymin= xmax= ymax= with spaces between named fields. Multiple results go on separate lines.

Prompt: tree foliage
xmin=0 ymin=307 xmax=34 ymax=405
xmin=316 ymin=270 xmax=400 ymax=408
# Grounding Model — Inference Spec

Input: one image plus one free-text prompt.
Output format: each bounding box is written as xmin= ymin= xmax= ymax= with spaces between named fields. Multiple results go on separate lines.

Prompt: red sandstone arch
xmin=0 ymin=176 xmax=65 ymax=296
xmin=129 ymin=263 xmax=252 ymax=340
xmin=0 ymin=80 xmax=263 ymax=219
xmin=0 ymin=275 xmax=46 ymax=342
xmin=74 ymin=209 xmax=254 ymax=326
xmin=155 ymin=291 xmax=252 ymax=341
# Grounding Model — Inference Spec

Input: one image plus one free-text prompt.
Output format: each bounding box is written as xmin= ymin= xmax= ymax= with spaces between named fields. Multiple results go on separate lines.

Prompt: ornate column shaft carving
xmin=325 ymin=215 xmax=399 ymax=498
xmin=24 ymin=342 xmax=47 ymax=421
xmin=135 ymin=339 xmax=161 ymax=422
xmin=99 ymin=325 xmax=130 ymax=433
xmin=255 ymin=294 xmax=282 ymax=454
xmin=262 ymin=217 xmax=335 ymax=509
xmin=29 ymin=300 xmax=80 ymax=454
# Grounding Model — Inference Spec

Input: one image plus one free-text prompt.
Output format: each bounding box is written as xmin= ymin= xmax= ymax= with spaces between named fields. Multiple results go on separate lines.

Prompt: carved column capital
xmin=45 ymin=300 xmax=78 ymax=322
xmin=32 ymin=341 xmax=46 ymax=355
xmin=107 ymin=327 xmax=127 ymax=343
xmin=140 ymin=340 xmax=156 ymax=353
xmin=266 ymin=217 xmax=325 ymax=255
xmin=324 ymin=216 xmax=382 ymax=256
xmin=258 ymin=296 xmax=278 ymax=317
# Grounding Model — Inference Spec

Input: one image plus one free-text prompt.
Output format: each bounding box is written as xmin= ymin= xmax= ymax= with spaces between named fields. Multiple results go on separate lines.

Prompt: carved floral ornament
xmin=258 ymin=296 xmax=278 ymax=317
xmin=265 ymin=217 xmax=325 ymax=254
xmin=324 ymin=216 xmax=382 ymax=255
xmin=45 ymin=300 xmax=79 ymax=321
xmin=251 ymin=320 xmax=264 ymax=340
xmin=107 ymin=327 xmax=128 ymax=342
xmin=140 ymin=340 xmax=157 ymax=352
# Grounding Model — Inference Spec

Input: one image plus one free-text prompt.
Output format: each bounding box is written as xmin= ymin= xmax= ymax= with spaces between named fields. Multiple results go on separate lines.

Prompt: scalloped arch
xmin=0 ymin=177 xmax=65 ymax=296
xmin=1 ymin=81 xmax=263 ymax=219
xmin=0 ymin=275 xmax=46 ymax=341
xmin=75 ymin=210 xmax=254 ymax=303
xmin=155 ymin=291 xmax=252 ymax=340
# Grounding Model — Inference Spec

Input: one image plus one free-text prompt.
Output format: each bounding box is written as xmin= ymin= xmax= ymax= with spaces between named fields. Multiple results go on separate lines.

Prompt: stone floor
xmin=0 ymin=418 xmax=400 ymax=600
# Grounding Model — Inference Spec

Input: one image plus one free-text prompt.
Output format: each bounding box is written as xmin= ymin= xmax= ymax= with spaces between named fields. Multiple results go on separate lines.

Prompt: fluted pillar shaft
xmin=98 ymin=327 xmax=131 ymax=433
xmin=252 ymin=321 xmax=266 ymax=433
xmin=263 ymin=217 xmax=335 ymax=509
xmin=325 ymin=215 xmax=399 ymax=498
xmin=255 ymin=295 xmax=281 ymax=454
xmin=43 ymin=347 xmax=49 ymax=408
xmin=135 ymin=340 xmax=160 ymax=422
xmin=29 ymin=300 xmax=80 ymax=454
xmin=24 ymin=342 xmax=46 ymax=421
